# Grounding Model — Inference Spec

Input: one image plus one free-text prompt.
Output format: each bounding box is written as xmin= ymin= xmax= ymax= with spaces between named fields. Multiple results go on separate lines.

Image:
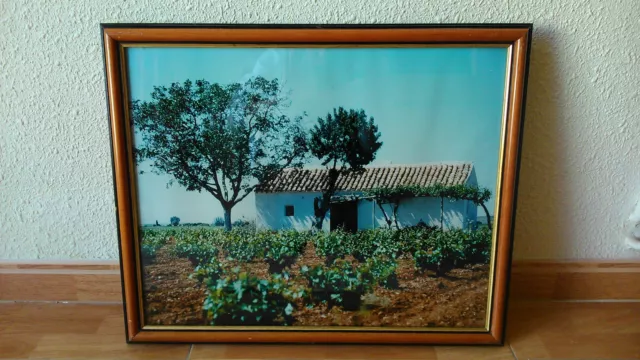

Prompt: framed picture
xmin=101 ymin=23 xmax=532 ymax=345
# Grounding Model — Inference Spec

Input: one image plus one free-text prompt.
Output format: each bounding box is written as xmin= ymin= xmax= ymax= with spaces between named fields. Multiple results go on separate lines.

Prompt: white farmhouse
xmin=255 ymin=162 xmax=478 ymax=232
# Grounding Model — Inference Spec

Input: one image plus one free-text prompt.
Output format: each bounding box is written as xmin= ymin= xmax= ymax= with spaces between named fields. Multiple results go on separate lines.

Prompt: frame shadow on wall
xmin=513 ymin=28 xmax=570 ymax=259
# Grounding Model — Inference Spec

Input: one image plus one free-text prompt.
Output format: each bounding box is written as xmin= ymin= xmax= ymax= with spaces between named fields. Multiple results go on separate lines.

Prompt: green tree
xmin=468 ymin=188 xmax=492 ymax=229
xmin=309 ymin=107 xmax=382 ymax=229
xmin=131 ymin=76 xmax=308 ymax=231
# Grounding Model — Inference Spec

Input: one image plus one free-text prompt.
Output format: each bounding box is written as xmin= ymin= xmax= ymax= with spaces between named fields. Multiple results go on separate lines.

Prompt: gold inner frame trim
xmin=118 ymin=47 xmax=147 ymax=328
xmin=143 ymin=325 xmax=488 ymax=332
xmin=483 ymin=44 xmax=514 ymax=329
xmin=121 ymin=43 xmax=512 ymax=48
xmin=119 ymin=42 xmax=513 ymax=333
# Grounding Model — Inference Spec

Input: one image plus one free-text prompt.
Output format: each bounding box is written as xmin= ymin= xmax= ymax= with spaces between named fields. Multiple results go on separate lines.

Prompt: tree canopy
xmin=131 ymin=76 xmax=308 ymax=230
xmin=364 ymin=184 xmax=491 ymax=204
xmin=308 ymin=107 xmax=383 ymax=229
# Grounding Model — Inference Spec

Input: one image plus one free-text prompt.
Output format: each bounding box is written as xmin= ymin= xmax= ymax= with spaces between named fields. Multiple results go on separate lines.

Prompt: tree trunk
xmin=480 ymin=202 xmax=492 ymax=229
xmin=223 ymin=206 xmax=232 ymax=231
xmin=376 ymin=201 xmax=393 ymax=229
xmin=392 ymin=202 xmax=400 ymax=230
xmin=440 ymin=197 xmax=444 ymax=230
xmin=314 ymin=169 xmax=339 ymax=230
xmin=313 ymin=196 xmax=329 ymax=230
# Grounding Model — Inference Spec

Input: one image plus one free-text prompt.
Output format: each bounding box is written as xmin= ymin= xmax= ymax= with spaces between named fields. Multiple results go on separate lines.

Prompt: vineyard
xmin=140 ymin=226 xmax=492 ymax=328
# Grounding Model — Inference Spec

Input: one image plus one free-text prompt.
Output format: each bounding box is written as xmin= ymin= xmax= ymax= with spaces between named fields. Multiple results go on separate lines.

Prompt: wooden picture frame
xmin=101 ymin=23 xmax=532 ymax=345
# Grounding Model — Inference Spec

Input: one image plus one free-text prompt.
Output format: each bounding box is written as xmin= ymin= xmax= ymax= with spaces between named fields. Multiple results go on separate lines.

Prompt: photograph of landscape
xmin=125 ymin=46 xmax=508 ymax=329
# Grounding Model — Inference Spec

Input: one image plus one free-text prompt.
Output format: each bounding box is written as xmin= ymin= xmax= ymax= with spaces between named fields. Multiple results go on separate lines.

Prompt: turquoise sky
xmin=126 ymin=46 xmax=508 ymax=225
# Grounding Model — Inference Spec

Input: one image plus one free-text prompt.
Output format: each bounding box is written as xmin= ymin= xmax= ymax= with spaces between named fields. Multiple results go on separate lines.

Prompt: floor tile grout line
xmin=0 ymin=300 xmax=123 ymax=305
xmin=185 ymin=343 xmax=194 ymax=360
xmin=508 ymin=342 xmax=519 ymax=360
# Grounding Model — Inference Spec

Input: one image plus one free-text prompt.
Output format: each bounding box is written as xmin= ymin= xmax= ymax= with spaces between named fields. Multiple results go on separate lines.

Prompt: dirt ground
xmin=142 ymin=240 xmax=489 ymax=328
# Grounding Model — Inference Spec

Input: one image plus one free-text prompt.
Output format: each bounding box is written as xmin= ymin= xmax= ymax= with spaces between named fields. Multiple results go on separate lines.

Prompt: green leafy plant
xmin=264 ymin=246 xmax=297 ymax=273
xmin=300 ymin=260 xmax=376 ymax=310
xmin=351 ymin=229 xmax=400 ymax=261
xmin=173 ymin=232 xmax=220 ymax=266
xmin=313 ymin=229 xmax=352 ymax=265
xmin=139 ymin=229 xmax=169 ymax=263
xmin=213 ymin=217 xmax=225 ymax=227
xmin=141 ymin=243 xmax=159 ymax=263
xmin=361 ymin=256 xmax=399 ymax=289
xmin=221 ymin=229 xmax=267 ymax=262
xmin=395 ymin=224 xmax=440 ymax=254
xmin=461 ymin=227 xmax=492 ymax=265
xmin=263 ymin=230 xmax=309 ymax=273
xmin=413 ymin=230 xmax=465 ymax=276
xmin=190 ymin=258 xmax=231 ymax=287
xmin=232 ymin=219 xmax=251 ymax=228
xmin=203 ymin=271 xmax=306 ymax=326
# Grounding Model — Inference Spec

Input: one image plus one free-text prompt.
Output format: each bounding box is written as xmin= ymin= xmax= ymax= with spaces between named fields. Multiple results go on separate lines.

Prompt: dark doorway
xmin=330 ymin=201 xmax=358 ymax=233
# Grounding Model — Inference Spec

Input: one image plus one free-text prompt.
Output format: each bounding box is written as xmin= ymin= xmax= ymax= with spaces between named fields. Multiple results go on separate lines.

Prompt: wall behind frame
xmin=1 ymin=0 xmax=639 ymax=260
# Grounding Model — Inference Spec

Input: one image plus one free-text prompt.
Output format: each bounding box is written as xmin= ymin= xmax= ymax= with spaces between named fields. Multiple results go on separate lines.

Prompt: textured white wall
xmin=1 ymin=0 xmax=639 ymax=260
xmin=360 ymin=198 xmax=472 ymax=230
xmin=256 ymin=192 xmax=329 ymax=232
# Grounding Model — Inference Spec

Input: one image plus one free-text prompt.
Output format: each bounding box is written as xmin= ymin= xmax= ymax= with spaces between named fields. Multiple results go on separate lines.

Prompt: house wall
xmin=256 ymin=191 xmax=472 ymax=231
xmin=466 ymin=200 xmax=479 ymax=228
xmin=467 ymin=167 xmax=478 ymax=188
xmin=358 ymin=198 xmax=471 ymax=230
xmin=255 ymin=192 xmax=330 ymax=232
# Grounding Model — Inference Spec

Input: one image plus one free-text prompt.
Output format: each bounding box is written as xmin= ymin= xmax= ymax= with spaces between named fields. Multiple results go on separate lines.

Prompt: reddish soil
xmin=142 ymin=238 xmax=207 ymax=325
xmin=142 ymin=241 xmax=489 ymax=328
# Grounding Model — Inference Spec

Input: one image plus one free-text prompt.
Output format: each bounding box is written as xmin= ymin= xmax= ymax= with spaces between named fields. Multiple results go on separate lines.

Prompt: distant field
xmin=142 ymin=225 xmax=221 ymax=230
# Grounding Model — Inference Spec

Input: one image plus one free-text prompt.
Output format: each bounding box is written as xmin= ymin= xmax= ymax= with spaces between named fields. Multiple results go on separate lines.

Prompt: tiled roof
xmin=256 ymin=162 xmax=474 ymax=193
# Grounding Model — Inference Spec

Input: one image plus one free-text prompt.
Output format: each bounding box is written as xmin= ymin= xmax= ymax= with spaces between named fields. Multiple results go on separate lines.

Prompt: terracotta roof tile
xmin=256 ymin=162 xmax=473 ymax=193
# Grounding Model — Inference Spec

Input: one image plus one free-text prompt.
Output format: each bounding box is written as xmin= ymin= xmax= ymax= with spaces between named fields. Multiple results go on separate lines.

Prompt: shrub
xmin=181 ymin=222 xmax=209 ymax=227
xmin=300 ymin=260 xmax=376 ymax=310
xmin=313 ymin=229 xmax=352 ymax=265
xmin=140 ymin=229 xmax=169 ymax=263
xmin=409 ymin=227 xmax=492 ymax=267
xmin=413 ymin=230 xmax=465 ymax=276
xmin=170 ymin=216 xmax=180 ymax=226
xmin=161 ymin=228 xmax=178 ymax=238
xmin=361 ymin=256 xmax=399 ymax=289
xmin=213 ymin=217 xmax=225 ymax=227
xmin=351 ymin=229 xmax=400 ymax=261
xmin=174 ymin=232 xmax=219 ymax=266
xmin=396 ymin=225 xmax=440 ymax=254
xmin=461 ymin=227 xmax=492 ymax=265
xmin=141 ymin=243 xmax=159 ymax=263
xmin=190 ymin=258 xmax=229 ymax=286
xmin=203 ymin=271 xmax=306 ymax=326
xmin=232 ymin=219 xmax=251 ymax=228
xmin=263 ymin=230 xmax=309 ymax=273
xmin=221 ymin=229 xmax=267 ymax=262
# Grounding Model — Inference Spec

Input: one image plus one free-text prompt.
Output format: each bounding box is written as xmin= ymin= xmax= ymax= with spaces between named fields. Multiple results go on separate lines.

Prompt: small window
xmin=285 ymin=205 xmax=294 ymax=217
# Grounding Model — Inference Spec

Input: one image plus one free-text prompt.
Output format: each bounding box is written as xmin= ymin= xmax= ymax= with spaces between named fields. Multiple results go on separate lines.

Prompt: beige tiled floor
xmin=1 ymin=301 xmax=638 ymax=359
